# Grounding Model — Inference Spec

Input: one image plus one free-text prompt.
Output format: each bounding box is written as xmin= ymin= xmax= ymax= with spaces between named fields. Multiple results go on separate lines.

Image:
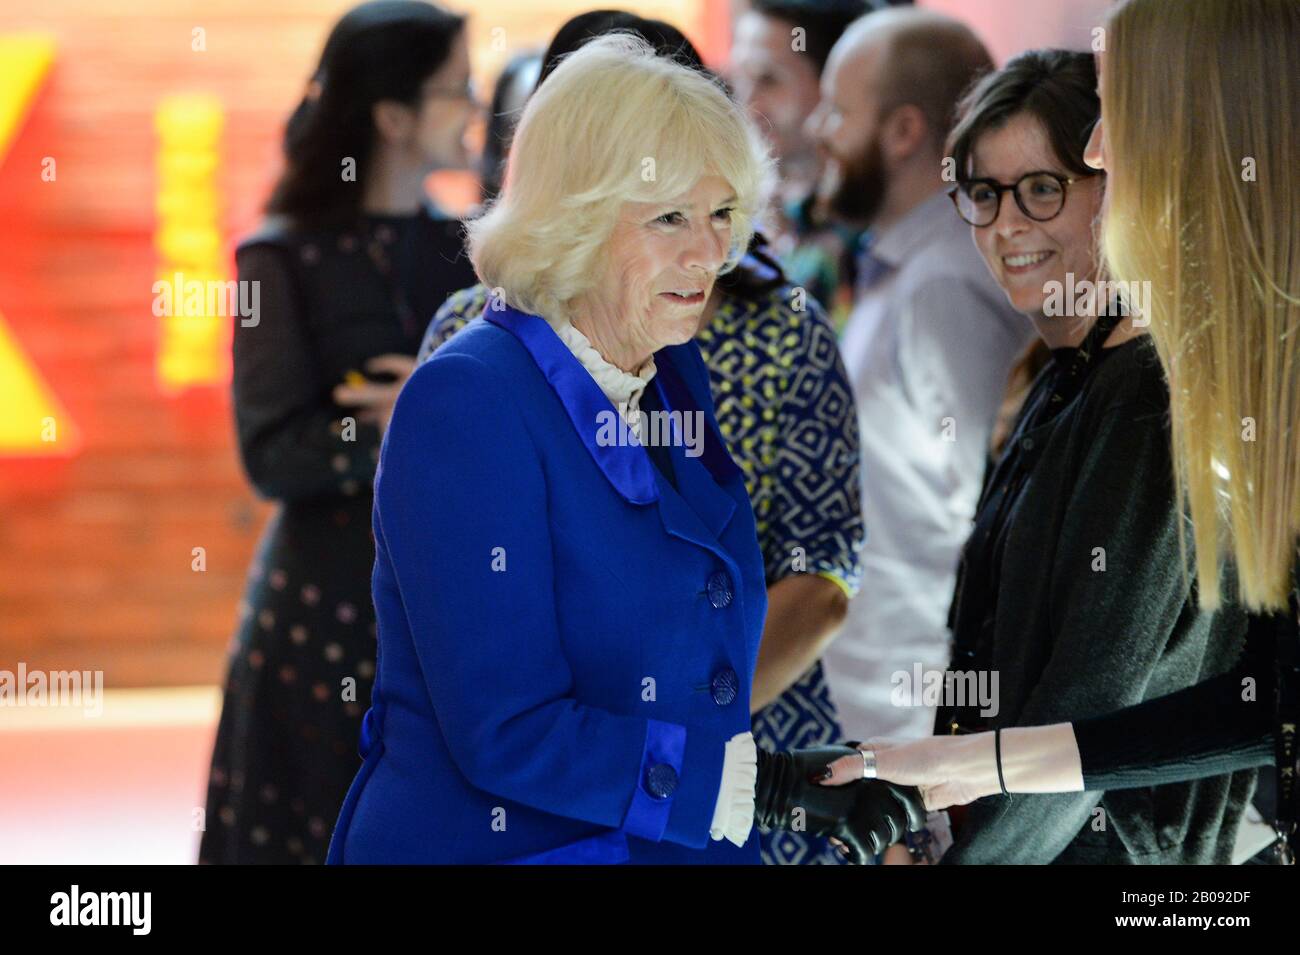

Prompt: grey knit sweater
xmin=939 ymin=335 xmax=1257 ymax=864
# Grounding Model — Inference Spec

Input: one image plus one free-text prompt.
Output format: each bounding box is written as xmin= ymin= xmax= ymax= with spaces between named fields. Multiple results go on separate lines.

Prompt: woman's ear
xmin=372 ymin=99 xmax=414 ymax=145
xmin=1083 ymin=118 xmax=1106 ymax=171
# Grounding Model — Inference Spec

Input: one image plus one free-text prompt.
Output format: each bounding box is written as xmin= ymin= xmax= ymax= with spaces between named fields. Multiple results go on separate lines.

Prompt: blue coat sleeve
xmin=374 ymin=349 xmax=728 ymax=848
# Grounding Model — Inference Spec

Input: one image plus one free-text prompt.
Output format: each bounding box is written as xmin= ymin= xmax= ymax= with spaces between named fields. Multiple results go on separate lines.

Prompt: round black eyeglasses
xmin=948 ymin=170 xmax=1097 ymax=227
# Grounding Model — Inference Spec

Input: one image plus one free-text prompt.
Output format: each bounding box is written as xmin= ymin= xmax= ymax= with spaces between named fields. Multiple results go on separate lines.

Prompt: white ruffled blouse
xmin=555 ymin=318 xmax=758 ymax=848
xmin=554 ymin=320 xmax=656 ymax=436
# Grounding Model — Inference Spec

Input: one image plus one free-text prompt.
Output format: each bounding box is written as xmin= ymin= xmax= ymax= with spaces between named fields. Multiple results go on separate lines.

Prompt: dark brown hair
xmin=266 ymin=0 xmax=466 ymax=229
xmin=946 ymin=48 xmax=1099 ymax=180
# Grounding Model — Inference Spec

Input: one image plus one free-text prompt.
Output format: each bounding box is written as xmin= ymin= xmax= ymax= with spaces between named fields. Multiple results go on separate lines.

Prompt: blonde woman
xmin=325 ymin=34 xmax=922 ymax=865
xmin=823 ymin=0 xmax=1300 ymax=862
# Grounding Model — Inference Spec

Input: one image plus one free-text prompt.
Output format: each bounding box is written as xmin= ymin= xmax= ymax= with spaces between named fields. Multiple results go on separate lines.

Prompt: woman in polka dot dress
xmin=198 ymin=1 xmax=478 ymax=864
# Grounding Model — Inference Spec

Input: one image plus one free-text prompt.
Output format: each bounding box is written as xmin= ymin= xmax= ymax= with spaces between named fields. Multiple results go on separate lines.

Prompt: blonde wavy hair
xmin=465 ymin=32 xmax=773 ymax=326
xmin=1101 ymin=0 xmax=1300 ymax=610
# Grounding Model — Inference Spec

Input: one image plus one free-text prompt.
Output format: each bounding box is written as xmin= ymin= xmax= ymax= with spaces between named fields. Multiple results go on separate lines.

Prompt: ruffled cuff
xmin=708 ymin=731 xmax=758 ymax=847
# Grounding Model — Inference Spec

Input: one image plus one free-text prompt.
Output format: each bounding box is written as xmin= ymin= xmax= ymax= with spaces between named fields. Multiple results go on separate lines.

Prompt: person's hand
xmin=819 ymin=736 xmax=1001 ymax=811
xmin=754 ymin=746 xmax=926 ymax=864
xmin=333 ymin=354 xmax=418 ymax=433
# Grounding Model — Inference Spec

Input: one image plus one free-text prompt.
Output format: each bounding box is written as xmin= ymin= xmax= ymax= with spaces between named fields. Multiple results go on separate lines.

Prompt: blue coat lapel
xmin=484 ymin=305 xmax=659 ymax=505
xmin=652 ymin=348 xmax=741 ymax=487
xmin=484 ymin=305 xmax=743 ymax=556
xmin=647 ymin=367 xmax=738 ymax=548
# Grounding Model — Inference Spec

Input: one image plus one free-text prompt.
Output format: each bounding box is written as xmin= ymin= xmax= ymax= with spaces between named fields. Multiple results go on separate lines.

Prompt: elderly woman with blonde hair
xmin=325 ymin=33 xmax=922 ymax=864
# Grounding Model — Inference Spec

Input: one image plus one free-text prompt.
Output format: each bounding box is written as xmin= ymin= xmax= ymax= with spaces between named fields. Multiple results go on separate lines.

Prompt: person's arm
xmin=232 ymin=243 xmax=383 ymax=500
xmin=923 ymin=654 xmax=1274 ymax=798
xmin=824 ymin=646 xmax=1275 ymax=805
xmin=376 ymin=350 xmax=735 ymax=848
xmin=1072 ymin=617 xmax=1276 ymax=788
xmin=751 ymin=300 xmax=864 ymax=710
xmin=941 ymin=398 xmax=1205 ymax=864
xmin=753 ymin=576 xmax=850 ymax=711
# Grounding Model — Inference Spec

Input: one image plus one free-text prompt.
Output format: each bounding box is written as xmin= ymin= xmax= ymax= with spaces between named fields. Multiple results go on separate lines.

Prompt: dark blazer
xmin=326 ymin=305 xmax=768 ymax=864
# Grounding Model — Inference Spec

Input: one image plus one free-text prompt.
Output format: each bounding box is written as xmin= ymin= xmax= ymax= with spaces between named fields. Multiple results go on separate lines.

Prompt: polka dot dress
xmin=199 ymin=207 xmax=475 ymax=864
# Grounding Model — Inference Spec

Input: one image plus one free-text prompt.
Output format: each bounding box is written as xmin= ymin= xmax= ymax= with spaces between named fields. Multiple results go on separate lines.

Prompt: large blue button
xmin=644 ymin=763 xmax=679 ymax=799
xmin=706 ymin=570 xmax=734 ymax=609
xmin=711 ymin=668 xmax=739 ymax=706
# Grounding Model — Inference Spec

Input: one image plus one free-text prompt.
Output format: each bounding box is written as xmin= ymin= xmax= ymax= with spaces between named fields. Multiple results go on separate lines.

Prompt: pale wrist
xmin=953 ymin=731 xmax=1003 ymax=798
xmin=999 ymin=724 xmax=1085 ymax=793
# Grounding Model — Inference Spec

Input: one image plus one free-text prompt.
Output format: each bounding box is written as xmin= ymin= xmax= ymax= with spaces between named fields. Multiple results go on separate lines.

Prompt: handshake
xmin=754 ymin=745 xmax=925 ymax=864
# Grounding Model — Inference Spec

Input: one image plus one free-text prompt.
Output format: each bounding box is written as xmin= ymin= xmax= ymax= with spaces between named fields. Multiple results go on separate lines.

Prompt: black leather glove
xmin=754 ymin=746 xmax=926 ymax=864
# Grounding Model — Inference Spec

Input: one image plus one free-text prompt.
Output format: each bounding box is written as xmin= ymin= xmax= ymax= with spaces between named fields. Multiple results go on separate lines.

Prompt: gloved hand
xmin=754 ymin=745 xmax=926 ymax=863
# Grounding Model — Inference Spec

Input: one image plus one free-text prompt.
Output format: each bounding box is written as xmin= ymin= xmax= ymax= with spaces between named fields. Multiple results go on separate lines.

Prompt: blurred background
xmin=0 ymin=0 xmax=1109 ymax=863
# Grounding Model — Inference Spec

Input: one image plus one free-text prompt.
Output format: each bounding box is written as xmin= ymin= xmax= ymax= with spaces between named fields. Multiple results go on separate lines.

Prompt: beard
xmin=822 ymin=133 xmax=888 ymax=226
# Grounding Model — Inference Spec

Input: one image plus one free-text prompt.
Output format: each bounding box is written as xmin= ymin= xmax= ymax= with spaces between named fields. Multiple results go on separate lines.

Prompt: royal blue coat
xmin=325 ymin=305 xmax=768 ymax=864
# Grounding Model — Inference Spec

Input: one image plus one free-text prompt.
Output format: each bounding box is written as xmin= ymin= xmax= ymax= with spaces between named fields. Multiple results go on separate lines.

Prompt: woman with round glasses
xmin=867 ymin=49 xmax=1255 ymax=864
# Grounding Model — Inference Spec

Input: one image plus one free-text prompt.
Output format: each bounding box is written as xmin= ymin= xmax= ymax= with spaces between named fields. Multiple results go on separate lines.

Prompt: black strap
xmin=995 ymin=727 xmax=1009 ymax=795
xmin=1043 ymin=305 xmax=1128 ymax=409
xmin=1275 ymin=590 xmax=1300 ymax=860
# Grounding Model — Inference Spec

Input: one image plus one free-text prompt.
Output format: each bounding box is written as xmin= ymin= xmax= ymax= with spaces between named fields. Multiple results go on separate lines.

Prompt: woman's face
xmin=969 ymin=112 xmax=1104 ymax=316
xmin=411 ymin=29 xmax=477 ymax=170
xmin=582 ymin=174 xmax=737 ymax=361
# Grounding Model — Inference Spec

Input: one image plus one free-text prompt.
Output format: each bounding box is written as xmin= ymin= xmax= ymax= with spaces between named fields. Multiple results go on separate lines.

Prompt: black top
xmin=1071 ymin=555 xmax=1300 ymax=861
xmin=936 ymin=325 xmax=1256 ymax=864
xmin=231 ymin=203 xmax=476 ymax=502
xmin=943 ymin=310 xmax=1128 ymax=708
xmin=1073 ymin=617 xmax=1278 ymax=786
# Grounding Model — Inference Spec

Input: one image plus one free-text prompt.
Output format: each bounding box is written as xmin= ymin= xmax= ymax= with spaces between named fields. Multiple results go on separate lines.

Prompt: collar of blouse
xmin=553 ymin=319 xmax=657 ymax=427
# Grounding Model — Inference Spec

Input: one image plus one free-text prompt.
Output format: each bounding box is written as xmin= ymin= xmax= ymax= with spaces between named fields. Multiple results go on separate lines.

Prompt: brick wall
xmin=0 ymin=0 xmax=713 ymax=688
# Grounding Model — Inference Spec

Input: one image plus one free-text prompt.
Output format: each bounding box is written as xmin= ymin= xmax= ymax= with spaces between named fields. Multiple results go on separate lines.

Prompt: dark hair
xmin=535 ymin=10 xmax=706 ymax=87
xmin=946 ymin=49 xmax=1100 ymax=181
xmin=266 ymin=0 xmax=466 ymax=229
xmin=749 ymin=0 xmax=883 ymax=74
xmin=480 ymin=51 xmax=543 ymax=203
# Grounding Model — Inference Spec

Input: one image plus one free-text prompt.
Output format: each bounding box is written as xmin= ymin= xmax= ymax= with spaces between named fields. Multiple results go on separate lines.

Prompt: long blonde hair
xmin=1101 ymin=0 xmax=1300 ymax=611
